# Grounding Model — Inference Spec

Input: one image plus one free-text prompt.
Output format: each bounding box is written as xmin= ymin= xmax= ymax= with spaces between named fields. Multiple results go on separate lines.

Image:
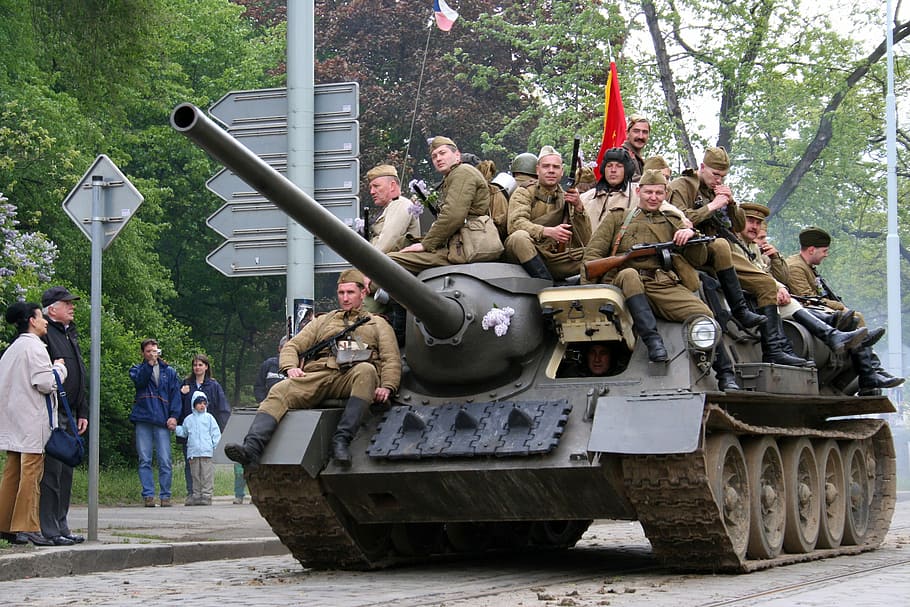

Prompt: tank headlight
xmin=686 ymin=315 xmax=721 ymax=351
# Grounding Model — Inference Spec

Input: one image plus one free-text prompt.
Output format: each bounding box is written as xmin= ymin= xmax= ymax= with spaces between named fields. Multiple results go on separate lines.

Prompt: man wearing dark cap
xmin=581 ymin=169 xmax=740 ymax=391
xmin=366 ymin=164 xmax=420 ymax=254
xmin=39 ymin=286 xmax=87 ymax=545
xmin=505 ymin=145 xmax=590 ymax=282
xmin=786 ymin=227 xmax=903 ymax=394
xmin=669 ymin=148 xmax=810 ymax=367
xmin=622 ymin=114 xmax=651 ymax=181
xmin=388 ymin=136 xmax=490 ymax=274
xmin=225 ymin=269 xmax=400 ymax=467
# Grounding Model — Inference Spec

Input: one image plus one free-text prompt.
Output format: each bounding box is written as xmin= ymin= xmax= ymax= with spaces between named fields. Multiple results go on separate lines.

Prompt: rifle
xmin=298 ymin=315 xmax=371 ymax=364
xmin=584 ymin=235 xmax=715 ymax=281
xmin=816 ymin=275 xmax=844 ymax=304
xmin=558 ymin=136 xmax=582 ymax=253
xmin=692 ymin=196 xmax=755 ymax=261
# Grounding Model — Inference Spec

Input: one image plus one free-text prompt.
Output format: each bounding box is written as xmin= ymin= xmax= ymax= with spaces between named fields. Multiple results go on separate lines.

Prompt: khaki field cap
xmin=429 ymin=136 xmax=457 ymax=151
xmin=538 ymin=145 xmax=561 ymax=161
xmin=638 ymin=169 xmax=667 ymax=186
xmin=642 ymin=155 xmax=669 ymax=172
xmin=799 ymin=226 xmax=831 ymax=248
xmin=627 ymin=113 xmax=650 ymax=129
xmin=366 ymin=164 xmax=398 ymax=182
xmin=337 ymin=269 xmax=366 ymax=287
xmin=740 ymin=202 xmax=770 ymax=220
xmin=703 ymin=146 xmax=730 ymax=171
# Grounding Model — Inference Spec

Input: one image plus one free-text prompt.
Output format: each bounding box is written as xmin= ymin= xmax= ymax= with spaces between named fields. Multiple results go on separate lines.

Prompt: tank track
xmin=621 ymin=404 xmax=896 ymax=572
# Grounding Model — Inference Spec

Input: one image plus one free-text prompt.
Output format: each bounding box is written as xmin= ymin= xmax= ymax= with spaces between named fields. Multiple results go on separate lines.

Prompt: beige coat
xmin=0 ymin=332 xmax=67 ymax=454
xmin=371 ymin=195 xmax=421 ymax=253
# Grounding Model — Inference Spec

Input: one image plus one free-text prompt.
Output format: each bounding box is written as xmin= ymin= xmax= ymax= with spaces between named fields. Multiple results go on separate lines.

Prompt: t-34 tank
xmin=171 ymin=103 xmax=896 ymax=572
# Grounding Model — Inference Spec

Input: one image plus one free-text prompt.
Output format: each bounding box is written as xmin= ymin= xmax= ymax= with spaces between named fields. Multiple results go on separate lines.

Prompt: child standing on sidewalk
xmin=175 ymin=391 xmax=221 ymax=506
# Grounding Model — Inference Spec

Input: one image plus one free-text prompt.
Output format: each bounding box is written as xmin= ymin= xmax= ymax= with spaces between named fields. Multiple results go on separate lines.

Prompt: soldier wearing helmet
xmin=510 ymin=152 xmax=539 ymax=189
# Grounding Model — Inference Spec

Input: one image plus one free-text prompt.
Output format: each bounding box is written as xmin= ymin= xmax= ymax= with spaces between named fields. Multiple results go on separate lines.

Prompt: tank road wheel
xmin=530 ymin=520 xmax=591 ymax=548
xmin=706 ymin=433 xmax=750 ymax=560
xmin=743 ymin=436 xmax=787 ymax=559
xmin=390 ymin=523 xmax=446 ymax=557
xmin=814 ymin=439 xmax=846 ymax=549
xmin=842 ymin=440 xmax=873 ymax=545
xmin=780 ymin=438 xmax=820 ymax=553
xmin=445 ymin=522 xmax=493 ymax=552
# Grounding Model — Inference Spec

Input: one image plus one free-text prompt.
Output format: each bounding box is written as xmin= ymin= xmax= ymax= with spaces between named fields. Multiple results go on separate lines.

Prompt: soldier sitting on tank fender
xmin=387 ymin=136 xmax=490 ymax=274
xmin=580 ymin=169 xmax=740 ymax=391
xmin=504 ymin=145 xmax=590 ymax=283
xmin=225 ymin=270 xmax=401 ymax=468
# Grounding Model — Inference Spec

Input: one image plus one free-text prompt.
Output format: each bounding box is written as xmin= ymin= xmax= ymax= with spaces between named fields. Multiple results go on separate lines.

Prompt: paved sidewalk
xmin=0 ymin=495 xmax=287 ymax=581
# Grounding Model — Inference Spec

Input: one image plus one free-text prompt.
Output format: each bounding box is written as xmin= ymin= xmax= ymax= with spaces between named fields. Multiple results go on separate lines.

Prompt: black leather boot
xmin=626 ymin=293 xmax=668 ymax=362
xmin=521 ymin=254 xmax=553 ymax=282
xmin=792 ymin=309 xmax=868 ymax=354
xmin=835 ymin=309 xmax=857 ymax=331
xmin=853 ymin=347 xmax=905 ymax=395
xmin=712 ymin=345 xmax=740 ymax=391
xmin=758 ymin=305 xmax=813 ymax=366
xmin=332 ymin=397 xmax=370 ymax=466
xmin=224 ymin=412 xmax=279 ymax=467
xmin=716 ymin=268 xmax=766 ymax=329
xmin=869 ymin=349 xmax=904 ymax=383
xmin=862 ymin=326 xmax=885 ymax=348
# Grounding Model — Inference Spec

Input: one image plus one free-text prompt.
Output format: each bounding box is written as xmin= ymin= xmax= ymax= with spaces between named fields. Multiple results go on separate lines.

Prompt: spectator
xmin=178 ymin=354 xmax=229 ymax=504
xmin=253 ymin=337 xmax=288 ymax=402
xmin=129 ymin=339 xmax=181 ymax=507
xmin=0 ymin=302 xmax=66 ymax=546
xmin=175 ymin=392 xmax=221 ymax=506
xmin=38 ymin=286 xmax=87 ymax=546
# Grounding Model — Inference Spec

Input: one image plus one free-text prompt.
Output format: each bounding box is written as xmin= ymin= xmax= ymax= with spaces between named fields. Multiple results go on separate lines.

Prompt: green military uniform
xmin=785 ymin=252 xmax=866 ymax=327
xmin=505 ymin=182 xmax=591 ymax=280
xmin=581 ymin=206 xmax=711 ymax=321
xmin=258 ymin=308 xmax=401 ymax=422
xmin=388 ymin=162 xmax=490 ymax=273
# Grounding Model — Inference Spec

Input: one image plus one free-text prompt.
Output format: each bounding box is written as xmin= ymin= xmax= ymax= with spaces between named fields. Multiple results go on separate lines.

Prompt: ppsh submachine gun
xmin=584 ymin=235 xmax=715 ymax=280
xmin=172 ymin=102 xmax=895 ymax=575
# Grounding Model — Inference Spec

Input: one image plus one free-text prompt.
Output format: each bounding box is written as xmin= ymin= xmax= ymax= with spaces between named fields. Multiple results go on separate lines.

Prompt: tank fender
xmin=588 ymin=393 xmax=705 ymax=454
xmin=215 ymin=409 xmax=341 ymax=477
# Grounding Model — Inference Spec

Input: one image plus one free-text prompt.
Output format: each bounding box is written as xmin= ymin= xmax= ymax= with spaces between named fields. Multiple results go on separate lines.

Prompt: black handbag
xmin=44 ymin=369 xmax=85 ymax=467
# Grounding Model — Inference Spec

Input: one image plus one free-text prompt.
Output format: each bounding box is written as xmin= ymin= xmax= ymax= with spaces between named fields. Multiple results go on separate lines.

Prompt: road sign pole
xmin=88 ymin=175 xmax=104 ymax=541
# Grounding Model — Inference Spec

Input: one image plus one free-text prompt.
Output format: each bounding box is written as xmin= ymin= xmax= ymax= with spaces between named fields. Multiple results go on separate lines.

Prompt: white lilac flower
xmin=481 ymin=306 xmax=515 ymax=337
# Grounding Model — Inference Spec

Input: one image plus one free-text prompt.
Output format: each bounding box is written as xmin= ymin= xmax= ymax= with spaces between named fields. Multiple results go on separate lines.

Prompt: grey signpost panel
xmin=62 ymin=154 xmax=144 ymax=543
xmin=206 ymin=83 xmax=360 ymax=277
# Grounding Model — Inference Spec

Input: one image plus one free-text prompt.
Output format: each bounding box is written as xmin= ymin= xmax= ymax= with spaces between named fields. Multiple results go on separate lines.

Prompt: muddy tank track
xmin=622 ymin=403 xmax=896 ymax=572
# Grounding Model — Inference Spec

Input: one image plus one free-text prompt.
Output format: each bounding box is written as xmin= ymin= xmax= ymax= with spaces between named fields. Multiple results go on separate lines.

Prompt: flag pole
xmin=400 ymin=17 xmax=435 ymax=184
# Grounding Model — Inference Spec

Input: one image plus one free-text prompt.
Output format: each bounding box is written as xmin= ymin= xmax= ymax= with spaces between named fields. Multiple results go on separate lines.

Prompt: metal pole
xmin=88 ymin=175 xmax=104 ymax=540
xmin=885 ymin=0 xmax=903 ymax=382
xmin=286 ymin=0 xmax=315 ymax=329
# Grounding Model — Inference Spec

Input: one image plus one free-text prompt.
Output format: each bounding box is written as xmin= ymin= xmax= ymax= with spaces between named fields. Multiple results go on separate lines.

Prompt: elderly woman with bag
xmin=0 ymin=301 xmax=67 ymax=546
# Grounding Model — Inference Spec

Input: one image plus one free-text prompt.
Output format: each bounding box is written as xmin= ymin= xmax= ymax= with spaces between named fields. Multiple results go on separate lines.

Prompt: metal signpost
xmin=205 ymin=83 xmax=359 ymax=278
xmin=62 ymin=154 xmax=143 ymax=541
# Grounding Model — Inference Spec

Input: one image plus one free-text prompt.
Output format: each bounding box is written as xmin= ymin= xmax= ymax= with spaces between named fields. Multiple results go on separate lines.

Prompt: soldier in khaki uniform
xmin=225 ymin=270 xmax=401 ymax=467
xmin=388 ymin=136 xmax=490 ymax=273
xmin=668 ymin=147 xmax=809 ymax=366
xmin=505 ymin=145 xmax=590 ymax=282
xmin=786 ymin=227 xmax=902 ymax=394
xmin=580 ymin=169 xmax=739 ymax=390
xmin=366 ymin=164 xmax=420 ymax=253
xmin=510 ymin=152 xmax=538 ymax=189
xmin=622 ymin=114 xmax=650 ymax=181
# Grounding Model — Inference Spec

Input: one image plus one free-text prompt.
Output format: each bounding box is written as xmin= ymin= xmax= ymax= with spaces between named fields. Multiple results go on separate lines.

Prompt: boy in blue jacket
xmin=175 ymin=391 xmax=222 ymax=506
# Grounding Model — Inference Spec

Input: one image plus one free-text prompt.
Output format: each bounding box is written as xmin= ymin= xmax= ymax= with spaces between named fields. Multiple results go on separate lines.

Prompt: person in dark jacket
xmin=178 ymin=354 xmax=229 ymax=503
xmin=38 ymin=286 xmax=87 ymax=545
xmin=253 ymin=336 xmax=288 ymax=402
xmin=129 ymin=338 xmax=182 ymax=507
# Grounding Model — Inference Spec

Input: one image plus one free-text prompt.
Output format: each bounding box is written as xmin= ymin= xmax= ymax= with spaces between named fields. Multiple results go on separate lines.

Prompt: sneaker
xmin=232 ymin=497 xmax=244 ymax=505
xmin=160 ymin=498 xmax=172 ymax=507
xmin=144 ymin=497 xmax=156 ymax=508
xmin=184 ymin=496 xmax=196 ymax=506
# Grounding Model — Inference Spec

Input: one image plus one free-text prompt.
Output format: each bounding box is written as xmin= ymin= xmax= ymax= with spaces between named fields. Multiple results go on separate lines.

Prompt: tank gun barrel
xmin=170 ymin=103 xmax=464 ymax=339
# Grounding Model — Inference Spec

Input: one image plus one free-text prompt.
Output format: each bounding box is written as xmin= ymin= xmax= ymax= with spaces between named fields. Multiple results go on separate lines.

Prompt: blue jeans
xmin=135 ymin=422 xmax=173 ymax=499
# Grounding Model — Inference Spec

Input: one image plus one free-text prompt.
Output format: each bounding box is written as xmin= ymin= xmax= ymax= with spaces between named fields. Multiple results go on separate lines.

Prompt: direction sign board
xmin=62 ymin=155 xmax=144 ymax=250
xmin=208 ymin=83 xmax=359 ymax=129
xmin=206 ymin=238 xmax=288 ymax=277
xmin=315 ymin=159 xmax=360 ymax=198
xmin=207 ymin=202 xmax=288 ymax=240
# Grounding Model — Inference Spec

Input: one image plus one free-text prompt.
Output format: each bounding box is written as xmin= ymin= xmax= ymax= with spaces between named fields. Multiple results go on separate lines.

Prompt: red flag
xmin=593 ymin=62 xmax=626 ymax=181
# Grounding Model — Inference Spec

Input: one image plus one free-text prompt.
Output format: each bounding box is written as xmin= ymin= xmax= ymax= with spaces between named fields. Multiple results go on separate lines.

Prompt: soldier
xmin=504 ymin=145 xmax=590 ymax=282
xmin=225 ymin=270 xmax=400 ymax=467
xmin=388 ymin=136 xmax=490 ymax=274
xmin=510 ymin=152 xmax=539 ymax=189
xmin=738 ymin=204 xmax=868 ymax=355
xmin=668 ymin=147 xmax=810 ymax=367
xmin=643 ymin=155 xmax=671 ymax=181
xmin=622 ymin=114 xmax=651 ymax=181
xmin=580 ymin=169 xmax=739 ymax=391
xmin=366 ymin=164 xmax=420 ymax=254
xmin=786 ymin=227 xmax=903 ymax=395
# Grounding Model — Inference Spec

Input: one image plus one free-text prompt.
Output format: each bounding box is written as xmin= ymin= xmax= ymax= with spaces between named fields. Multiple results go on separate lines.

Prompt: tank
xmin=171 ymin=103 xmax=896 ymax=572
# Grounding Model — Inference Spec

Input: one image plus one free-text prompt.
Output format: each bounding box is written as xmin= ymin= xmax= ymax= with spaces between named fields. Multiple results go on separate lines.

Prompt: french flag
xmin=433 ymin=0 xmax=458 ymax=32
